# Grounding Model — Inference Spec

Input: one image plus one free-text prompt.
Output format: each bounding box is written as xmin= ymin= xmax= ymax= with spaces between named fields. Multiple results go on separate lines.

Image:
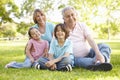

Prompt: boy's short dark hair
xmin=54 ymin=23 xmax=69 ymax=39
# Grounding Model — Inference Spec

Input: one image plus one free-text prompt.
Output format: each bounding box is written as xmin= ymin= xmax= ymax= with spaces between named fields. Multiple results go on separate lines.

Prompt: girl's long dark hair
xmin=24 ymin=27 xmax=34 ymax=54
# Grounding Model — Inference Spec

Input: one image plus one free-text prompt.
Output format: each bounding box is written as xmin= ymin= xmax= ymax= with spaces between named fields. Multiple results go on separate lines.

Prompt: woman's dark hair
xmin=54 ymin=23 xmax=69 ymax=40
xmin=33 ymin=9 xmax=46 ymax=24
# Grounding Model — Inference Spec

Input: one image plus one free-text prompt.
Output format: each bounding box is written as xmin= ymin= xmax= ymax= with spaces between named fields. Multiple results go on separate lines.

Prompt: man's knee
xmin=98 ymin=43 xmax=111 ymax=54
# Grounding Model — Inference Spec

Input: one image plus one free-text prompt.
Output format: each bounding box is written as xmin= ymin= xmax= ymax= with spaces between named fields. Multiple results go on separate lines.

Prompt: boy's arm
xmin=46 ymin=52 xmax=70 ymax=66
xmin=52 ymin=52 xmax=70 ymax=63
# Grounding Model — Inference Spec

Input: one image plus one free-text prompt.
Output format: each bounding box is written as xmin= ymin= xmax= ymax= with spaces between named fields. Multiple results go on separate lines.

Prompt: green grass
xmin=0 ymin=40 xmax=120 ymax=80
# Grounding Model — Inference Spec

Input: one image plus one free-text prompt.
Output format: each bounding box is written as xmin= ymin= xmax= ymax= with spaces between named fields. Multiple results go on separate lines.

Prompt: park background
xmin=0 ymin=0 xmax=120 ymax=80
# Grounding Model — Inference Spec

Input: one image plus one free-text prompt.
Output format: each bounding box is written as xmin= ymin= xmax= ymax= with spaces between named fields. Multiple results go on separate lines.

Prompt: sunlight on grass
xmin=112 ymin=50 xmax=120 ymax=54
xmin=94 ymin=76 xmax=120 ymax=80
xmin=0 ymin=40 xmax=120 ymax=80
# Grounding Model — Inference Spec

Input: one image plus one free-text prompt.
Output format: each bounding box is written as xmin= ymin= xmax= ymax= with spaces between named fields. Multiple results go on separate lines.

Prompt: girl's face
xmin=56 ymin=26 xmax=65 ymax=40
xmin=35 ymin=12 xmax=46 ymax=25
xmin=30 ymin=28 xmax=41 ymax=40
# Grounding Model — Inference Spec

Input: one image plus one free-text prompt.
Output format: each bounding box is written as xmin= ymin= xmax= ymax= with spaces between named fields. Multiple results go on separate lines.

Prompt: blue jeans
xmin=8 ymin=57 xmax=32 ymax=68
xmin=74 ymin=43 xmax=111 ymax=68
xmin=35 ymin=57 xmax=74 ymax=70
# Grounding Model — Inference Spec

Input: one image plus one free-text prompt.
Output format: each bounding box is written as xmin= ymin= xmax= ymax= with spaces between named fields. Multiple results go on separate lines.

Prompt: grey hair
xmin=62 ymin=6 xmax=76 ymax=17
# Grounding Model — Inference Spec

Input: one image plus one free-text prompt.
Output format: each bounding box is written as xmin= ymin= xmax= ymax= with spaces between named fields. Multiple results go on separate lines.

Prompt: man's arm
xmin=86 ymin=35 xmax=105 ymax=63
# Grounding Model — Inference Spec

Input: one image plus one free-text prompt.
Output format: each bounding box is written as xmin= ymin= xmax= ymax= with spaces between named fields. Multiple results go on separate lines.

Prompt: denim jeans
xmin=74 ymin=43 xmax=111 ymax=68
xmin=8 ymin=57 xmax=32 ymax=68
xmin=35 ymin=57 xmax=74 ymax=70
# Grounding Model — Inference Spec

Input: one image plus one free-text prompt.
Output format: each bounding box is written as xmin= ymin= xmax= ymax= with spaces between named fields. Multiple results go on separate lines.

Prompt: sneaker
xmin=5 ymin=61 xmax=16 ymax=68
xmin=60 ymin=64 xmax=72 ymax=72
xmin=34 ymin=63 xmax=41 ymax=69
xmin=87 ymin=63 xmax=112 ymax=71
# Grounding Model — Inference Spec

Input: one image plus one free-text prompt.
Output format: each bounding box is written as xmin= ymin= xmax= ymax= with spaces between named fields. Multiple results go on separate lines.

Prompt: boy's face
xmin=56 ymin=26 xmax=65 ymax=40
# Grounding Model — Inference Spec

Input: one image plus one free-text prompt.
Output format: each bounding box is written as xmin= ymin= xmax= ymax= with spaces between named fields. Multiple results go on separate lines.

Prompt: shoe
xmin=60 ymin=64 xmax=72 ymax=72
xmin=5 ymin=61 xmax=16 ymax=68
xmin=34 ymin=63 xmax=40 ymax=69
xmin=87 ymin=63 xmax=112 ymax=71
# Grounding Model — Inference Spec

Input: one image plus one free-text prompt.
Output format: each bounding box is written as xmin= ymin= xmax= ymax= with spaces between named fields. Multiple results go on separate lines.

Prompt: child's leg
xmin=5 ymin=57 xmax=32 ymax=68
xmin=56 ymin=57 xmax=73 ymax=71
xmin=32 ymin=57 xmax=49 ymax=69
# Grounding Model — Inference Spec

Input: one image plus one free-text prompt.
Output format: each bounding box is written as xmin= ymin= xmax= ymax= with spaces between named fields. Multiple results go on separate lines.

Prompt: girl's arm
xmin=25 ymin=43 xmax=34 ymax=63
xmin=42 ymin=40 xmax=49 ymax=58
xmin=42 ymin=48 xmax=49 ymax=58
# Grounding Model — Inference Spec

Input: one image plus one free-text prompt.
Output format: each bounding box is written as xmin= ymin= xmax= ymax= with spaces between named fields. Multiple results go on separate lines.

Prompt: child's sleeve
xmin=48 ymin=39 xmax=55 ymax=54
xmin=66 ymin=41 xmax=73 ymax=55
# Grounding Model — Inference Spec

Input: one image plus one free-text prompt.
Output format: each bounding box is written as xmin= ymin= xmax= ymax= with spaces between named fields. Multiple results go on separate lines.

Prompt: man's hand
xmin=96 ymin=52 xmax=105 ymax=63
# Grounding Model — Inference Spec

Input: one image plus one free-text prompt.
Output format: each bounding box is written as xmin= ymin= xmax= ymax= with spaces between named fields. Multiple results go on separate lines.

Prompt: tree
xmin=0 ymin=23 xmax=17 ymax=38
xmin=17 ymin=22 xmax=33 ymax=35
xmin=68 ymin=0 xmax=120 ymax=39
xmin=0 ymin=0 xmax=19 ymax=25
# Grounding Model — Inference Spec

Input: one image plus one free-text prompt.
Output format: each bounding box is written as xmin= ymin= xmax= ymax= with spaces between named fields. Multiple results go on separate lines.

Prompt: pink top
xmin=68 ymin=22 xmax=91 ymax=57
xmin=27 ymin=39 xmax=49 ymax=60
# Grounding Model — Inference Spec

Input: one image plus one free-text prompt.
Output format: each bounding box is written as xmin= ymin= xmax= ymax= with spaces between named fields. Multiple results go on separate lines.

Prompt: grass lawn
xmin=0 ymin=40 xmax=120 ymax=80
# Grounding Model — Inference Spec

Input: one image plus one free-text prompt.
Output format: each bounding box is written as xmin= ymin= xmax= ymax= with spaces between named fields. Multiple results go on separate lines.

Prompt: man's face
xmin=63 ymin=9 xmax=77 ymax=25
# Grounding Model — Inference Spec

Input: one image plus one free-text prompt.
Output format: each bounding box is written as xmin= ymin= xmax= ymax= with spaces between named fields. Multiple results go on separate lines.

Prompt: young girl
xmin=5 ymin=27 xmax=49 ymax=68
xmin=34 ymin=23 xmax=74 ymax=71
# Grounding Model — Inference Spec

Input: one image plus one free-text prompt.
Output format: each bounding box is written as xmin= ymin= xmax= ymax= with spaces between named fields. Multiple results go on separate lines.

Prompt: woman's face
xmin=30 ymin=28 xmax=41 ymax=40
xmin=35 ymin=12 xmax=46 ymax=25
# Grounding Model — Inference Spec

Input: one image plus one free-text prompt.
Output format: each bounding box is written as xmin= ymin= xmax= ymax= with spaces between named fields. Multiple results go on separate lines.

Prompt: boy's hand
xmin=50 ymin=64 xmax=56 ymax=70
xmin=45 ymin=60 xmax=55 ymax=67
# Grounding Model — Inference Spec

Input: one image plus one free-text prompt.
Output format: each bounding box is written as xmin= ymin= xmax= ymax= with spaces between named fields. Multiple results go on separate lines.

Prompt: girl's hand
xmin=44 ymin=53 xmax=49 ymax=58
xmin=30 ymin=58 xmax=35 ymax=63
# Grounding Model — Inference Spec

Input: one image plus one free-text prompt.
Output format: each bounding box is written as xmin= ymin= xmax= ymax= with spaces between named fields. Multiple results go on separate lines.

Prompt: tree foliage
xmin=17 ymin=22 xmax=33 ymax=35
xmin=0 ymin=23 xmax=17 ymax=37
xmin=0 ymin=0 xmax=120 ymax=39
xmin=0 ymin=0 xmax=19 ymax=25
xmin=68 ymin=0 xmax=120 ymax=39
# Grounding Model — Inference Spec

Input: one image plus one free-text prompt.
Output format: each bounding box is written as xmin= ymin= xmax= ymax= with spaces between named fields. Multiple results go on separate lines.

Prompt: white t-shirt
xmin=68 ymin=22 xmax=91 ymax=57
